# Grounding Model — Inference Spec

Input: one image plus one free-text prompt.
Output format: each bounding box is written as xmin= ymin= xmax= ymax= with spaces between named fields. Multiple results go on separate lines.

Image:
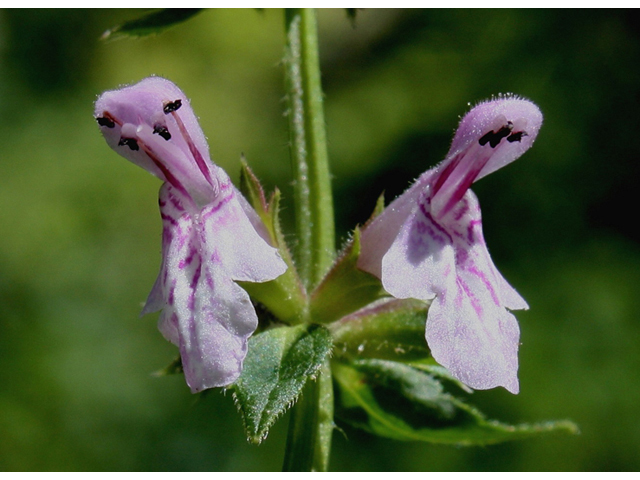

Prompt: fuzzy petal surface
xmin=96 ymin=77 xmax=287 ymax=392
xmin=358 ymin=96 xmax=541 ymax=393
xmin=153 ymin=183 xmax=285 ymax=392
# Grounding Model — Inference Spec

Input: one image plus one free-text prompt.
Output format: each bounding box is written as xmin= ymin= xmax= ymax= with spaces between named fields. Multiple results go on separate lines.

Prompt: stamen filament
xmin=437 ymin=151 xmax=492 ymax=218
xmin=170 ymin=111 xmax=215 ymax=191
xmin=138 ymin=140 xmax=195 ymax=208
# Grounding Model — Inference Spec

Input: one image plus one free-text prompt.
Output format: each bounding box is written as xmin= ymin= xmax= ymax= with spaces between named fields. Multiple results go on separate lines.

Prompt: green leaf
xmin=238 ymin=160 xmax=308 ymax=324
xmin=310 ymin=228 xmax=389 ymax=324
xmin=330 ymin=298 xmax=430 ymax=361
xmin=239 ymin=157 xmax=270 ymax=226
xmin=345 ymin=9 xmax=360 ymax=27
xmin=152 ymin=356 xmax=183 ymax=376
xmin=232 ymin=324 xmax=333 ymax=444
xmin=333 ymin=359 xmax=578 ymax=445
xmin=408 ymin=359 xmax=473 ymax=393
xmin=101 ymin=9 xmax=204 ymax=41
xmin=369 ymin=192 xmax=386 ymax=222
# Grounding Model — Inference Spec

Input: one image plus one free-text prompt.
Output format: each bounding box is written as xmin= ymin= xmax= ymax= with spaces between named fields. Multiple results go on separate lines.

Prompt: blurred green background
xmin=1 ymin=8 xmax=639 ymax=471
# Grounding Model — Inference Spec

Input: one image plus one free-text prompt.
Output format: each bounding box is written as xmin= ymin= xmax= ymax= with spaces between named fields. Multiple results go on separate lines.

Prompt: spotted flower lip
xmin=358 ymin=96 xmax=543 ymax=394
xmin=95 ymin=77 xmax=287 ymax=393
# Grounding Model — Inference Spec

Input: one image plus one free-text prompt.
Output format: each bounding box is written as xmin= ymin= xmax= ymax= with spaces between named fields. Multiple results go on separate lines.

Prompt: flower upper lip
xmin=95 ymin=76 xmax=218 ymax=209
xmin=429 ymin=104 xmax=539 ymax=220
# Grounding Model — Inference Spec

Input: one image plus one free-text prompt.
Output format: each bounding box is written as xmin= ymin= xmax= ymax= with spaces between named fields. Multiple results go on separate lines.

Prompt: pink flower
xmin=95 ymin=77 xmax=287 ymax=392
xmin=358 ymin=96 xmax=543 ymax=394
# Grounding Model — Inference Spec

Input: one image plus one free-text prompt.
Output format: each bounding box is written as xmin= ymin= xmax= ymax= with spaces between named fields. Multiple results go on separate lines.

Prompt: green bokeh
xmin=1 ymin=9 xmax=639 ymax=471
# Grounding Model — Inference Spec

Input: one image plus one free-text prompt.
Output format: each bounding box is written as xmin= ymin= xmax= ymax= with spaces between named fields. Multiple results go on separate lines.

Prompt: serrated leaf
xmin=330 ymin=298 xmax=430 ymax=361
xmin=238 ymin=161 xmax=307 ymax=324
xmin=101 ymin=9 xmax=204 ymax=41
xmin=232 ymin=324 xmax=333 ymax=444
xmin=333 ymin=360 xmax=578 ymax=445
xmin=310 ymin=228 xmax=388 ymax=324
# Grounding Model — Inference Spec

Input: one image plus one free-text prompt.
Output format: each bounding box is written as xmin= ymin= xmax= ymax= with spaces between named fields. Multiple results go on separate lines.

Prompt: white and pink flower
xmin=95 ymin=77 xmax=287 ymax=392
xmin=358 ymin=96 xmax=543 ymax=394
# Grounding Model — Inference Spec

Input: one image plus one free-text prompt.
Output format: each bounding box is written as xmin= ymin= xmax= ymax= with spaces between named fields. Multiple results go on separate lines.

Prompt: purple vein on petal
xmin=465 ymin=264 xmax=500 ymax=306
xmin=418 ymin=201 xmax=453 ymax=245
xmin=200 ymin=191 xmax=235 ymax=220
xmin=458 ymin=277 xmax=484 ymax=319
xmin=179 ymin=246 xmax=199 ymax=270
xmin=188 ymin=264 xmax=201 ymax=311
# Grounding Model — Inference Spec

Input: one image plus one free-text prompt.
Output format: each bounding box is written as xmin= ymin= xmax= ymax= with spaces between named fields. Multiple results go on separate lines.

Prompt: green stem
xmin=284 ymin=8 xmax=335 ymax=290
xmin=282 ymin=361 xmax=334 ymax=472
xmin=282 ymin=8 xmax=335 ymax=471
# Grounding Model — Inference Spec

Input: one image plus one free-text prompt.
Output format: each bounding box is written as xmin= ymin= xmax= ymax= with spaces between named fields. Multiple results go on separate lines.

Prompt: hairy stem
xmin=282 ymin=361 xmax=334 ymax=472
xmin=284 ymin=8 xmax=335 ymax=290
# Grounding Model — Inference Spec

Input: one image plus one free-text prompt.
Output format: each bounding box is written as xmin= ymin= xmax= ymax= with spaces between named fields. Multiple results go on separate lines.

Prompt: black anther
xmin=163 ymin=99 xmax=182 ymax=114
xmin=118 ymin=137 xmax=139 ymax=151
xmin=153 ymin=125 xmax=171 ymax=140
xmin=507 ymin=131 xmax=528 ymax=143
xmin=96 ymin=115 xmax=115 ymax=128
xmin=478 ymin=121 xmax=514 ymax=148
